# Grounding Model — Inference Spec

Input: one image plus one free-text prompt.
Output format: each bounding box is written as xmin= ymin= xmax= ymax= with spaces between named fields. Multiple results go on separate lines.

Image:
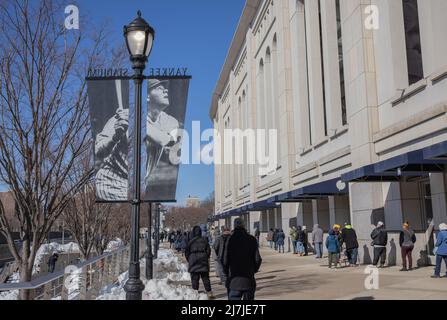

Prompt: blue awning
xmin=342 ymin=143 xmax=447 ymax=182
xmin=341 ymin=164 xmax=403 ymax=182
xmin=374 ymin=149 xmax=444 ymax=174
xmin=270 ymin=178 xmax=348 ymax=203
xmin=423 ymin=141 xmax=447 ymax=161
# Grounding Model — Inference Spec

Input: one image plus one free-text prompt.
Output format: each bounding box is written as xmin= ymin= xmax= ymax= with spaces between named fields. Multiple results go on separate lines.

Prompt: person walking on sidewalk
xmin=302 ymin=226 xmax=309 ymax=256
xmin=290 ymin=226 xmax=298 ymax=254
xmin=296 ymin=226 xmax=306 ymax=256
xmin=312 ymin=224 xmax=324 ymax=258
xmin=371 ymin=221 xmax=388 ymax=268
xmin=223 ymin=218 xmax=262 ymax=300
xmin=341 ymin=224 xmax=359 ymax=267
xmin=214 ymin=226 xmax=232 ymax=285
xmin=273 ymin=229 xmax=279 ymax=251
xmin=276 ymin=229 xmax=285 ymax=253
xmin=431 ymin=223 xmax=447 ymax=279
xmin=399 ymin=222 xmax=416 ymax=271
xmin=185 ymin=226 xmax=215 ymax=299
xmin=326 ymin=230 xmax=340 ymax=269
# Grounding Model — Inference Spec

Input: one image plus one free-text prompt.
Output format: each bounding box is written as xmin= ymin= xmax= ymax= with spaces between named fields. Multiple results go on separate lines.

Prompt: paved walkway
xmin=203 ymin=247 xmax=447 ymax=300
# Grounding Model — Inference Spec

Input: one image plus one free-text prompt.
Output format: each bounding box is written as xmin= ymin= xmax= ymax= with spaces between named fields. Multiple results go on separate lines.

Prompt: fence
xmin=0 ymin=239 xmax=147 ymax=300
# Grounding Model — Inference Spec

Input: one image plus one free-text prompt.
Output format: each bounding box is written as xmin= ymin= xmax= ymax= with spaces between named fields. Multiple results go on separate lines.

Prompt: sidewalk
xmin=207 ymin=247 xmax=447 ymax=300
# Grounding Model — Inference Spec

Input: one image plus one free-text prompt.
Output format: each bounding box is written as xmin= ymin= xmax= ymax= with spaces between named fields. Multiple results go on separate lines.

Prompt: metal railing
xmin=0 ymin=239 xmax=147 ymax=300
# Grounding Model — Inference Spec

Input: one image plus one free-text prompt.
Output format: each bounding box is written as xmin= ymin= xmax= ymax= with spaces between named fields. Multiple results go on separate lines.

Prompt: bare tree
xmin=0 ymin=0 xmax=119 ymax=299
xmin=62 ymin=155 xmax=113 ymax=260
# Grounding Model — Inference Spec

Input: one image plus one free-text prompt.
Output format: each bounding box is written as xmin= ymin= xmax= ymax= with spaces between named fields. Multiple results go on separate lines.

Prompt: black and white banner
xmin=144 ymin=78 xmax=189 ymax=202
xmin=87 ymin=80 xmax=130 ymax=202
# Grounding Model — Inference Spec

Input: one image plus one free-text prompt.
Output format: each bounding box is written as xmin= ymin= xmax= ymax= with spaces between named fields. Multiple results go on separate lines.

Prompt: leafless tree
xmin=0 ymin=0 xmax=123 ymax=299
xmin=62 ymin=155 xmax=113 ymax=260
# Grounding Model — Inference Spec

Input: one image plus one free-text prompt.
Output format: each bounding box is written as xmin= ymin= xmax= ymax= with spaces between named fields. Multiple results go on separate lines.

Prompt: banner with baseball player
xmin=87 ymin=80 xmax=130 ymax=202
xmin=144 ymin=78 xmax=190 ymax=202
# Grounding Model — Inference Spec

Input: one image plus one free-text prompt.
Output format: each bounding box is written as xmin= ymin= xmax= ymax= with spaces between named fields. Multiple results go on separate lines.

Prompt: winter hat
xmin=377 ymin=221 xmax=384 ymax=228
xmin=234 ymin=218 xmax=245 ymax=229
xmin=439 ymin=223 xmax=447 ymax=231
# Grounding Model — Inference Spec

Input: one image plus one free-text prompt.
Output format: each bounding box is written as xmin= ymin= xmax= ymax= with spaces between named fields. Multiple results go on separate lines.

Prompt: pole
xmin=145 ymin=203 xmax=153 ymax=280
xmin=154 ymin=204 xmax=160 ymax=259
xmin=124 ymin=68 xmax=145 ymax=300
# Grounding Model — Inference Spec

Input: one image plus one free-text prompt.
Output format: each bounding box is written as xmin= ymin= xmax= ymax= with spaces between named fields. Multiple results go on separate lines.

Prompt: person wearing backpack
xmin=399 ymin=222 xmax=416 ymax=271
xmin=431 ymin=223 xmax=447 ymax=279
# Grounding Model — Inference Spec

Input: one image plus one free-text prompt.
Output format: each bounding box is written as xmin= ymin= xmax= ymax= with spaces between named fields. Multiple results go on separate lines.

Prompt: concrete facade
xmin=210 ymin=0 xmax=447 ymax=266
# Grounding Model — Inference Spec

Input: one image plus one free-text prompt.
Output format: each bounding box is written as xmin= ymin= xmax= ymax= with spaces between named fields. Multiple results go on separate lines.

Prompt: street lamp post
xmin=154 ymin=203 xmax=161 ymax=258
xmin=123 ymin=10 xmax=155 ymax=300
xmin=146 ymin=203 xmax=153 ymax=280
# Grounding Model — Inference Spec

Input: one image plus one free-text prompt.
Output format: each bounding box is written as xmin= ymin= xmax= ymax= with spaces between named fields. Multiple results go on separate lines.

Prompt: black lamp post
xmin=154 ymin=203 xmax=161 ymax=259
xmin=146 ymin=203 xmax=153 ymax=280
xmin=123 ymin=10 xmax=155 ymax=301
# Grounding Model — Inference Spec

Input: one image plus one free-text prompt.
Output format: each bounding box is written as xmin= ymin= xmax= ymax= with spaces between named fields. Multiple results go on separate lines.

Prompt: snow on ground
xmin=97 ymin=248 xmax=207 ymax=300
xmin=105 ymin=239 xmax=124 ymax=252
xmin=0 ymin=272 xmax=20 ymax=300
xmin=33 ymin=242 xmax=80 ymax=274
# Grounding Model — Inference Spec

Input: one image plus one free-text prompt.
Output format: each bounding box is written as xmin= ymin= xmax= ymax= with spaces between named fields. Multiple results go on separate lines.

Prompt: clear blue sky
xmin=0 ymin=1 xmax=245 ymax=205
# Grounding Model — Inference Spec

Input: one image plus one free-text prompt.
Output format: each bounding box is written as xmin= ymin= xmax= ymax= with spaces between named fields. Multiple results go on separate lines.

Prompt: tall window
xmin=402 ymin=0 xmax=424 ymax=85
xmin=318 ymin=0 xmax=328 ymax=136
xmin=335 ymin=0 xmax=347 ymax=125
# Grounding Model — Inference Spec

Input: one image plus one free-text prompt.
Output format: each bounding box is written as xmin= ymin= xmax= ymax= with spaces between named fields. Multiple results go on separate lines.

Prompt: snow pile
xmin=33 ymin=242 xmax=80 ymax=274
xmin=105 ymin=239 xmax=124 ymax=252
xmin=0 ymin=272 xmax=20 ymax=300
xmin=154 ymin=249 xmax=190 ymax=282
xmin=97 ymin=249 xmax=206 ymax=300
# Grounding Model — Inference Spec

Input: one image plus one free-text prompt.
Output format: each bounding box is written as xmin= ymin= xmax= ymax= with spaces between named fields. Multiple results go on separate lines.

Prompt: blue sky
xmin=0 ymin=1 xmax=245 ymax=205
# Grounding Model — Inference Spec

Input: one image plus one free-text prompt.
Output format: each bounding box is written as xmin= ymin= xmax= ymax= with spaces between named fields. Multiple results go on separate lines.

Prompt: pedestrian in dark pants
xmin=48 ymin=253 xmax=59 ymax=273
xmin=341 ymin=224 xmax=359 ymax=267
xmin=276 ymin=230 xmax=285 ymax=253
xmin=432 ymin=223 xmax=447 ymax=279
xmin=371 ymin=221 xmax=388 ymax=267
xmin=223 ymin=218 xmax=262 ymax=301
xmin=302 ymin=226 xmax=309 ymax=256
xmin=185 ymin=226 xmax=215 ymax=299
xmin=399 ymin=222 xmax=416 ymax=271
xmin=273 ymin=229 xmax=278 ymax=251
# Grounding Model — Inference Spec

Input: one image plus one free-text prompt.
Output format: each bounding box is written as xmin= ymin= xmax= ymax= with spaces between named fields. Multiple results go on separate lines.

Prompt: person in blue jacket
xmin=326 ymin=229 xmax=340 ymax=269
xmin=432 ymin=223 xmax=447 ymax=279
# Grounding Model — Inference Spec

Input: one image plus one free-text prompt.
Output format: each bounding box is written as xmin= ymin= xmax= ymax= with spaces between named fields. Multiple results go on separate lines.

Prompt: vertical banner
xmin=87 ymin=80 xmax=130 ymax=202
xmin=144 ymin=78 xmax=190 ymax=202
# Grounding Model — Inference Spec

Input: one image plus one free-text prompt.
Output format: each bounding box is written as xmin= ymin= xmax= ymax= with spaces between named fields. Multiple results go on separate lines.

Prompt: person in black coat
xmin=48 ymin=253 xmax=59 ymax=273
xmin=223 ymin=218 xmax=262 ymax=300
xmin=371 ymin=221 xmax=388 ymax=267
xmin=340 ymin=224 xmax=359 ymax=266
xmin=185 ymin=226 xmax=215 ymax=299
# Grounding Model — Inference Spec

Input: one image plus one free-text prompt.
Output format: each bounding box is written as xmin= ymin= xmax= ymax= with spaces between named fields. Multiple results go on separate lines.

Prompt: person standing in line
xmin=223 ymin=218 xmax=262 ymax=301
xmin=340 ymin=224 xmax=359 ymax=267
xmin=276 ymin=229 xmax=286 ymax=253
xmin=371 ymin=221 xmax=388 ymax=268
xmin=312 ymin=224 xmax=324 ymax=259
xmin=290 ymin=226 xmax=298 ymax=254
xmin=213 ymin=226 xmax=232 ymax=286
xmin=302 ymin=226 xmax=309 ymax=256
xmin=48 ymin=253 xmax=59 ymax=273
xmin=399 ymin=222 xmax=416 ymax=271
xmin=267 ymin=229 xmax=274 ymax=249
xmin=431 ymin=223 xmax=447 ymax=279
xmin=296 ymin=226 xmax=306 ymax=256
xmin=273 ymin=229 xmax=279 ymax=251
xmin=326 ymin=230 xmax=340 ymax=269
xmin=185 ymin=226 xmax=215 ymax=299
